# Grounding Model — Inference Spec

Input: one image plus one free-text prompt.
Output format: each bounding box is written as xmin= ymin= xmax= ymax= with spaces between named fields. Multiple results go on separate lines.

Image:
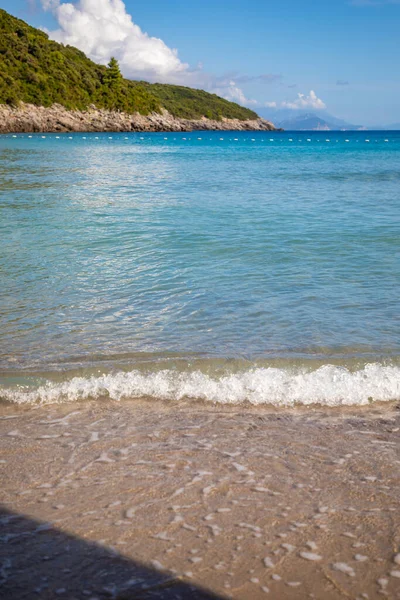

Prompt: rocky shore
xmin=0 ymin=103 xmax=277 ymax=134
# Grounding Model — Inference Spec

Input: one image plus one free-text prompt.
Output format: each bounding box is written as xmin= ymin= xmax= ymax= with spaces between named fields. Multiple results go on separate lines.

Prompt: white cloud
xmin=41 ymin=0 xmax=189 ymax=83
xmin=40 ymin=0 xmax=287 ymax=111
xmin=41 ymin=0 xmax=62 ymax=9
xmin=40 ymin=0 xmax=268 ymax=107
xmin=264 ymin=101 xmax=277 ymax=108
xmin=282 ymin=90 xmax=326 ymax=110
xmin=210 ymin=79 xmax=260 ymax=106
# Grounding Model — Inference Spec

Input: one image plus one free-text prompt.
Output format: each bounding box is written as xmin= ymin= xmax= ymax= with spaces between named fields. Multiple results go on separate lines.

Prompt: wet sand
xmin=1 ymin=399 xmax=400 ymax=599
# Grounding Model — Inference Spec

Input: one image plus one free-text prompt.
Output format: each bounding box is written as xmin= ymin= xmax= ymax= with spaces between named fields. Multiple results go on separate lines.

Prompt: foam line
xmin=1 ymin=363 xmax=399 ymax=407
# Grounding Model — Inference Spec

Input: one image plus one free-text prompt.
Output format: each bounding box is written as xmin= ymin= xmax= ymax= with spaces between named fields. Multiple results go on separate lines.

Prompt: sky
xmin=2 ymin=0 xmax=400 ymax=125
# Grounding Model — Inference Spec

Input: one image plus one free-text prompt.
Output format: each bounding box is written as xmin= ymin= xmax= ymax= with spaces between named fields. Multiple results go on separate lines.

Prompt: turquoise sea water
xmin=1 ymin=130 xmax=400 ymax=406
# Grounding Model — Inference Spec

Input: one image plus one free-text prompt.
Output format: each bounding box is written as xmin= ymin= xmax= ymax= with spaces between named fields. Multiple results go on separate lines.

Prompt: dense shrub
xmin=0 ymin=9 xmax=258 ymax=120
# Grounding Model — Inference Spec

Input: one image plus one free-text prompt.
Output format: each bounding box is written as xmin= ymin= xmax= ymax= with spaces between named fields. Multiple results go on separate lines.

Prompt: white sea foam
xmin=1 ymin=363 xmax=399 ymax=407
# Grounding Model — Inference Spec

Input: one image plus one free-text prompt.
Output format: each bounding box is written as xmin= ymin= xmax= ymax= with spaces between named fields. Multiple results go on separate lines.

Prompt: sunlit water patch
xmin=1 ymin=131 xmax=400 ymax=406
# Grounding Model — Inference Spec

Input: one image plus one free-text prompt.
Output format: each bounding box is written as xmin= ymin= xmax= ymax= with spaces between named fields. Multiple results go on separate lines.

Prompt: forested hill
xmin=0 ymin=9 xmax=258 ymax=121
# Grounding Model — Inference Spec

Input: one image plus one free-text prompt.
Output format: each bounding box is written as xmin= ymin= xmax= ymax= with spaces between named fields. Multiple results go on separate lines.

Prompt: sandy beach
xmin=1 ymin=399 xmax=400 ymax=599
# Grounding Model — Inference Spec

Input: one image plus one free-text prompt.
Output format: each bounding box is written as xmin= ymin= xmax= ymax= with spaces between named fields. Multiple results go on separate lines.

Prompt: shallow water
xmin=1 ymin=130 xmax=400 ymax=405
xmin=1 ymin=399 xmax=400 ymax=600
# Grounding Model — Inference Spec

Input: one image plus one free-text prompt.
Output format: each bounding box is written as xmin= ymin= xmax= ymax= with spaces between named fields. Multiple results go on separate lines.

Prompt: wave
xmin=1 ymin=363 xmax=399 ymax=407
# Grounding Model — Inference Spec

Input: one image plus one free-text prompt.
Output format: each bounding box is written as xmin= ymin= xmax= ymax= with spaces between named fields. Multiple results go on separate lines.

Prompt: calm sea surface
xmin=1 ymin=130 xmax=400 ymax=406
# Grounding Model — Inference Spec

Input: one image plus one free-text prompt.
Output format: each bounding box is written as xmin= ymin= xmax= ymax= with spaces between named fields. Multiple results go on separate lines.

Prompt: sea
xmin=1 ymin=130 xmax=399 ymax=407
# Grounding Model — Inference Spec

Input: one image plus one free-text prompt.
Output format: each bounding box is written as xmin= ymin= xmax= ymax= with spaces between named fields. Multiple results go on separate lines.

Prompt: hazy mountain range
xmin=257 ymin=108 xmax=400 ymax=131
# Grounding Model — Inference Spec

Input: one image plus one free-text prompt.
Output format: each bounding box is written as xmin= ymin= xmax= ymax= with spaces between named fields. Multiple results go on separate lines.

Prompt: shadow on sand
xmin=0 ymin=507 xmax=226 ymax=600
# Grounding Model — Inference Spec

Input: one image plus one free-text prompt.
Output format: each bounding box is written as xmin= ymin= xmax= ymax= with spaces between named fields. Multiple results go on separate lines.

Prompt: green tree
xmin=103 ymin=57 xmax=122 ymax=90
xmin=0 ymin=8 xmax=259 ymax=120
xmin=101 ymin=57 xmax=123 ymax=110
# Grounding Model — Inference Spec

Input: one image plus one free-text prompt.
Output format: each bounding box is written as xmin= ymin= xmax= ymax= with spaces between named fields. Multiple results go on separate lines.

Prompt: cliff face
xmin=0 ymin=103 xmax=277 ymax=134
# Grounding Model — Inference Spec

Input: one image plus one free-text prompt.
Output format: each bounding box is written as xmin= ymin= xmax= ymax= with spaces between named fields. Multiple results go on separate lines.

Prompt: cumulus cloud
xmin=282 ymin=90 xmax=326 ymax=110
xmin=42 ymin=0 xmax=63 ymax=9
xmin=210 ymin=74 xmax=279 ymax=106
xmin=38 ymin=2 xmax=327 ymax=114
xmin=40 ymin=0 xmax=280 ymax=107
xmin=41 ymin=0 xmax=189 ymax=82
xmin=213 ymin=82 xmax=259 ymax=106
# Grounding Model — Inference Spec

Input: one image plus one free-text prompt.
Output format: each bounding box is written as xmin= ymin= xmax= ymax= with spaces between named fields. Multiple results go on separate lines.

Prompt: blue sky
xmin=2 ymin=0 xmax=400 ymax=125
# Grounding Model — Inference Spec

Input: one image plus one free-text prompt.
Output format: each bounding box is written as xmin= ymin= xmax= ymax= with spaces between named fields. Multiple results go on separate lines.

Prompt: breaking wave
xmin=1 ymin=363 xmax=400 ymax=407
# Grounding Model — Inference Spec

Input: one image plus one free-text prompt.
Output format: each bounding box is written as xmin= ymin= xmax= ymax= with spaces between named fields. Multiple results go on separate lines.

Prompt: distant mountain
xmin=257 ymin=107 xmax=362 ymax=131
xmin=277 ymin=113 xmax=331 ymax=131
xmin=278 ymin=113 xmax=361 ymax=131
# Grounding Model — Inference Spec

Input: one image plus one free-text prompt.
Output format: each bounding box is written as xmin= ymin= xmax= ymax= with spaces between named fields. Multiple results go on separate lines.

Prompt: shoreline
xmin=0 ymin=103 xmax=277 ymax=134
xmin=1 ymin=358 xmax=399 ymax=408
xmin=1 ymin=398 xmax=400 ymax=599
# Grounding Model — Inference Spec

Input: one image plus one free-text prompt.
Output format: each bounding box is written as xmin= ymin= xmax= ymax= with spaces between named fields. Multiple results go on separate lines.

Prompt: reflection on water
xmin=1 ymin=131 xmax=400 ymax=374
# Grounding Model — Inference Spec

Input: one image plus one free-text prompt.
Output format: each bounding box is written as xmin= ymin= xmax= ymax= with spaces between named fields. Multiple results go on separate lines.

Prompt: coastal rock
xmin=0 ymin=103 xmax=278 ymax=134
